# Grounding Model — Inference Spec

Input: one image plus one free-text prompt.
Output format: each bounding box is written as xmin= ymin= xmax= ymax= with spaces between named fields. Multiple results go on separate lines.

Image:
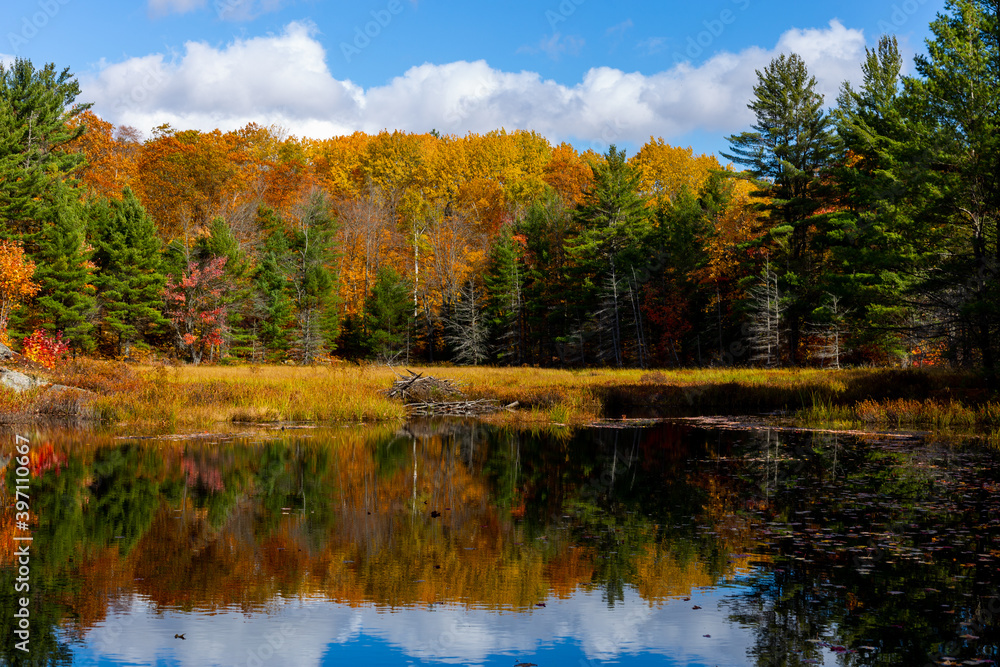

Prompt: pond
xmin=1 ymin=420 xmax=998 ymax=666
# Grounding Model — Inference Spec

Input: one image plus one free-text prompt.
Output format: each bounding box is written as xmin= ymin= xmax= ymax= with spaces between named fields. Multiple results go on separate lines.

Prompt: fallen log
xmin=406 ymin=400 xmax=519 ymax=417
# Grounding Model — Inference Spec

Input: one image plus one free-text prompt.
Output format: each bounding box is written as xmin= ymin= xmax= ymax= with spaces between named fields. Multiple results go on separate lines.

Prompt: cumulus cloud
xmin=81 ymin=19 xmax=866 ymax=147
xmin=773 ymin=19 xmax=866 ymax=102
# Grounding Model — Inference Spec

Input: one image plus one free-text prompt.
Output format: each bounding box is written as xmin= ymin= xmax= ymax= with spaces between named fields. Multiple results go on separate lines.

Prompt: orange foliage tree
xmin=63 ymin=110 xmax=141 ymax=200
xmin=0 ymin=240 xmax=40 ymax=345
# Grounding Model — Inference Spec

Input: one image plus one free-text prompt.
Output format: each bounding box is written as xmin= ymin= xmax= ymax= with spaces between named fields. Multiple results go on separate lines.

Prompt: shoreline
xmin=0 ymin=360 xmax=997 ymax=438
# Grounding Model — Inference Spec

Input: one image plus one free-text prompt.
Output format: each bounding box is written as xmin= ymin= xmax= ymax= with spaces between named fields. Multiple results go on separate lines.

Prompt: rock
xmin=0 ymin=368 xmax=41 ymax=393
xmin=0 ymin=343 xmax=12 ymax=361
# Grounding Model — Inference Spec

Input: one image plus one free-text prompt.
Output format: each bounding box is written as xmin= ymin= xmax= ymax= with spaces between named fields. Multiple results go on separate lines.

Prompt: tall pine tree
xmin=723 ymin=53 xmax=841 ymax=364
xmin=288 ymin=193 xmax=340 ymax=363
xmin=567 ymin=145 xmax=651 ymax=366
xmin=0 ymin=59 xmax=90 ymax=238
xmin=30 ymin=183 xmax=96 ymax=353
xmin=903 ymin=0 xmax=1000 ymax=386
xmin=91 ymin=187 xmax=168 ymax=357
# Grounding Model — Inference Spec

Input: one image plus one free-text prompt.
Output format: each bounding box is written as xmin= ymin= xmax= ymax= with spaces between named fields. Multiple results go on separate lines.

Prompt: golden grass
xmin=2 ymin=360 xmax=995 ymax=432
xmin=5 ymin=360 xmax=403 ymax=429
xmin=800 ymin=395 xmax=1000 ymax=432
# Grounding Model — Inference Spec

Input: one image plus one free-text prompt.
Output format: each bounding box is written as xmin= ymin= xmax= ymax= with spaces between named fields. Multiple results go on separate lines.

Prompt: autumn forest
xmin=1 ymin=1 xmax=998 ymax=387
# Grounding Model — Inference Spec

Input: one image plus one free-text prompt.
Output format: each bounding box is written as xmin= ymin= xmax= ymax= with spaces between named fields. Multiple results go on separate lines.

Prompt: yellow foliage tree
xmin=630 ymin=138 xmax=720 ymax=210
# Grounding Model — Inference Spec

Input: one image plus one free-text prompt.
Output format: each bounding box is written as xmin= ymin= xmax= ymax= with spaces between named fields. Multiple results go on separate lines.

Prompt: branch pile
xmin=384 ymin=369 xmax=518 ymax=416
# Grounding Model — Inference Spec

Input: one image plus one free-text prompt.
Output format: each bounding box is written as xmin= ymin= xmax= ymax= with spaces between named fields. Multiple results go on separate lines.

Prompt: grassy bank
xmin=1 ymin=360 xmax=996 ymax=433
xmin=1 ymin=361 xmax=404 ymax=428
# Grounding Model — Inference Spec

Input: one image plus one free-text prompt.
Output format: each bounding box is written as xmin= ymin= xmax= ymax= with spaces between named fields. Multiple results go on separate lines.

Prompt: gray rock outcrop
xmin=0 ymin=368 xmax=42 ymax=393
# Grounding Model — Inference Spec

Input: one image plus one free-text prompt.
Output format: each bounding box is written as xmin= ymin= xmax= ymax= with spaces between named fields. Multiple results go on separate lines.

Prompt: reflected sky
xmin=76 ymin=585 xmax=755 ymax=667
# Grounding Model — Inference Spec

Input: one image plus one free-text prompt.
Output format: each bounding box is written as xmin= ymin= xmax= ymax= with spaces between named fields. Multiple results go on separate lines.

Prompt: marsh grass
xmin=801 ymin=395 xmax=1000 ymax=433
xmin=2 ymin=360 xmax=995 ymax=432
xmin=24 ymin=360 xmax=404 ymax=428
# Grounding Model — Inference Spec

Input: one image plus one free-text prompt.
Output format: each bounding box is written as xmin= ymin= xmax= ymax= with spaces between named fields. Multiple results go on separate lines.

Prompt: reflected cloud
xmin=82 ymin=587 xmax=754 ymax=666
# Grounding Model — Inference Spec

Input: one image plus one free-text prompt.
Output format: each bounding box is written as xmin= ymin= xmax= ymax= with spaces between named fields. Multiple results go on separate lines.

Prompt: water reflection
xmin=0 ymin=421 xmax=998 ymax=666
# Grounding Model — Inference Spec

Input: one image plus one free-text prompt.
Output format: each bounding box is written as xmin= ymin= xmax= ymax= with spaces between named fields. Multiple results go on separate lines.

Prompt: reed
xmin=800 ymin=394 xmax=1000 ymax=432
xmin=6 ymin=360 xmax=404 ymax=428
xmin=1 ymin=359 xmax=994 ymax=432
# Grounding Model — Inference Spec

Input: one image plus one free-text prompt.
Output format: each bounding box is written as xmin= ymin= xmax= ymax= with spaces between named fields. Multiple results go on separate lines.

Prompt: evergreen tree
xmin=252 ymin=212 xmax=295 ymax=361
xmin=364 ymin=266 xmax=413 ymax=361
xmin=517 ymin=194 xmax=575 ymax=365
xmin=723 ymin=53 xmax=841 ymax=364
xmin=567 ymin=145 xmax=651 ymax=366
xmin=830 ymin=35 xmax=917 ymax=362
xmin=483 ymin=224 xmax=525 ymax=364
xmin=903 ymin=0 xmax=1000 ymax=386
xmin=288 ymin=194 xmax=339 ymax=363
xmin=196 ymin=217 xmax=254 ymax=359
xmin=0 ymin=59 xmax=90 ymax=238
xmin=91 ymin=187 xmax=168 ymax=357
xmin=30 ymin=184 xmax=96 ymax=352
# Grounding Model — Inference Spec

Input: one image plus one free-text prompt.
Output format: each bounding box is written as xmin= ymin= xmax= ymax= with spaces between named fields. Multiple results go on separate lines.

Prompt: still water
xmin=1 ymin=420 xmax=998 ymax=666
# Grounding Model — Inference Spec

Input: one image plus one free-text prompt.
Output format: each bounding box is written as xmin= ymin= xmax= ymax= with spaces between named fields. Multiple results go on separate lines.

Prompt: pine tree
xmin=903 ymin=0 xmax=1000 ymax=387
xmin=364 ymin=267 xmax=413 ymax=362
xmin=196 ymin=217 xmax=254 ymax=359
xmin=517 ymin=194 xmax=575 ymax=365
xmin=723 ymin=53 xmax=841 ymax=364
xmin=0 ymin=59 xmax=90 ymax=238
xmin=830 ymin=35 xmax=916 ymax=363
xmin=253 ymin=214 xmax=295 ymax=361
xmin=91 ymin=187 xmax=168 ymax=357
xmin=567 ymin=145 xmax=651 ymax=366
xmin=483 ymin=225 xmax=525 ymax=364
xmin=288 ymin=193 xmax=339 ymax=363
xmin=30 ymin=184 xmax=97 ymax=353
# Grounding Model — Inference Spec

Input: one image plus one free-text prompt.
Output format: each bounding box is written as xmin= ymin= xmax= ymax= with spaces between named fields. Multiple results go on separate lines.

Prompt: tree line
xmin=0 ymin=0 xmax=996 ymax=384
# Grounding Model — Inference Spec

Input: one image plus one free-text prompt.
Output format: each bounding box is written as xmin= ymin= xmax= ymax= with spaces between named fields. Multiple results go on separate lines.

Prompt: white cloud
xmin=774 ymin=19 xmax=867 ymax=102
xmin=148 ymin=0 xmax=207 ymax=18
xmin=80 ymin=19 xmax=867 ymax=148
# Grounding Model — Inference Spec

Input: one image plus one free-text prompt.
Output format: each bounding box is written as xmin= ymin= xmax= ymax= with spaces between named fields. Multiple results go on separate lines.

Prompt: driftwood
xmin=384 ymin=369 xmax=463 ymax=401
xmin=384 ymin=368 xmax=518 ymax=416
xmin=407 ymin=399 xmax=519 ymax=417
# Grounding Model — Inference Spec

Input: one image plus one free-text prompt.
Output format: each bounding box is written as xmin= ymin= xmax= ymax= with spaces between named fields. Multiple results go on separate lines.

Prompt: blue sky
xmin=1 ymin=0 xmax=945 ymax=157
